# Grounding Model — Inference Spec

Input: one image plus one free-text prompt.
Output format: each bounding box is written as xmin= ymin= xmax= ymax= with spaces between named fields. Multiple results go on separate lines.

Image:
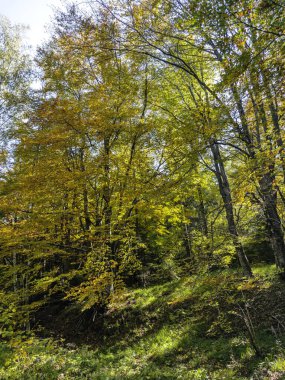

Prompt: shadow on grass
xmin=34 ymin=269 xmax=285 ymax=379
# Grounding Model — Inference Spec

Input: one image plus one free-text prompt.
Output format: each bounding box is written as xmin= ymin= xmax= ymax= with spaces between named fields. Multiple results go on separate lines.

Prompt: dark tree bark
xmin=259 ymin=173 xmax=285 ymax=271
xmin=197 ymin=184 xmax=208 ymax=236
xmin=209 ymin=138 xmax=253 ymax=277
xmin=231 ymin=83 xmax=285 ymax=274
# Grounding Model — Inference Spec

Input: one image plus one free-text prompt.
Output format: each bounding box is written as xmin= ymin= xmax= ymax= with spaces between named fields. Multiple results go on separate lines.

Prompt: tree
xmin=97 ymin=0 xmax=285 ymax=275
xmin=0 ymin=15 xmax=32 ymax=335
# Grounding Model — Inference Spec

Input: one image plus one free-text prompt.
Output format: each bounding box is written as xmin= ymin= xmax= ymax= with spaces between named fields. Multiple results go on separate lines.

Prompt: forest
xmin=1 ymin=0 xmax=285 ymax=378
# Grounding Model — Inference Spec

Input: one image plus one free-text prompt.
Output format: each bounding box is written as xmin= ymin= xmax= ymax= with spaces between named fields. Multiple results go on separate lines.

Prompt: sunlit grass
xmin=252 ymin=263 xmax=276 ymax=277
xmin=1 ymin=263 xmax=285 ymax=379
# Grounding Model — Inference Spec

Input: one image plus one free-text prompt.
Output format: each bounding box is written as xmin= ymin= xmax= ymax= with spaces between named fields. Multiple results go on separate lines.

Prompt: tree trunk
xmin=259 ymin=172 xmax=285 ymax=271
xmin=197 ymin=184 xmax=208 ymax=236
xmin=232 ymin=83 xmax=285 ymax=274
xmin=209 ymin=138 xmax=253 ymax=277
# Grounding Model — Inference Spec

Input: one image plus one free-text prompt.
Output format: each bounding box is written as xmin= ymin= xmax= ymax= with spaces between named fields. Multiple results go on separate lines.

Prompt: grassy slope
xmin=1 ymin=265 xmax=285 ymax=379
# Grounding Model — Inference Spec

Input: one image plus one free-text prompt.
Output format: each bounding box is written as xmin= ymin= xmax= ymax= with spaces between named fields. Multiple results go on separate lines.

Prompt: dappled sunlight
xmin=1 ymin=0 xmax=285 ymax=378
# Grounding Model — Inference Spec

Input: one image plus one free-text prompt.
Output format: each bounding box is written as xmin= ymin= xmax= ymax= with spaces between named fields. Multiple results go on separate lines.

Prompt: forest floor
xmin=1 ymin=264 xmax=285 ymax=379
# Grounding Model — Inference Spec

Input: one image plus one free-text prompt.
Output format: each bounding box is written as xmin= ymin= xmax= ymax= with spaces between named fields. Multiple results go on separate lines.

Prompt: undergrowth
xmin=1 ymin=264 xmax=285 ymax=380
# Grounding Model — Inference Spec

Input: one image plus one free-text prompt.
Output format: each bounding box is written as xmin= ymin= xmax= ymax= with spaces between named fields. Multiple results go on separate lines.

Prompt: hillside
xmin=1 ymin=265 xmax=285 ymax=380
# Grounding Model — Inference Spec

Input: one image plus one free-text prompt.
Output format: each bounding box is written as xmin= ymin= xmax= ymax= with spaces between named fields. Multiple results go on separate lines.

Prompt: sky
xmin=0 ymin=0 xmax=64 ymax=49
